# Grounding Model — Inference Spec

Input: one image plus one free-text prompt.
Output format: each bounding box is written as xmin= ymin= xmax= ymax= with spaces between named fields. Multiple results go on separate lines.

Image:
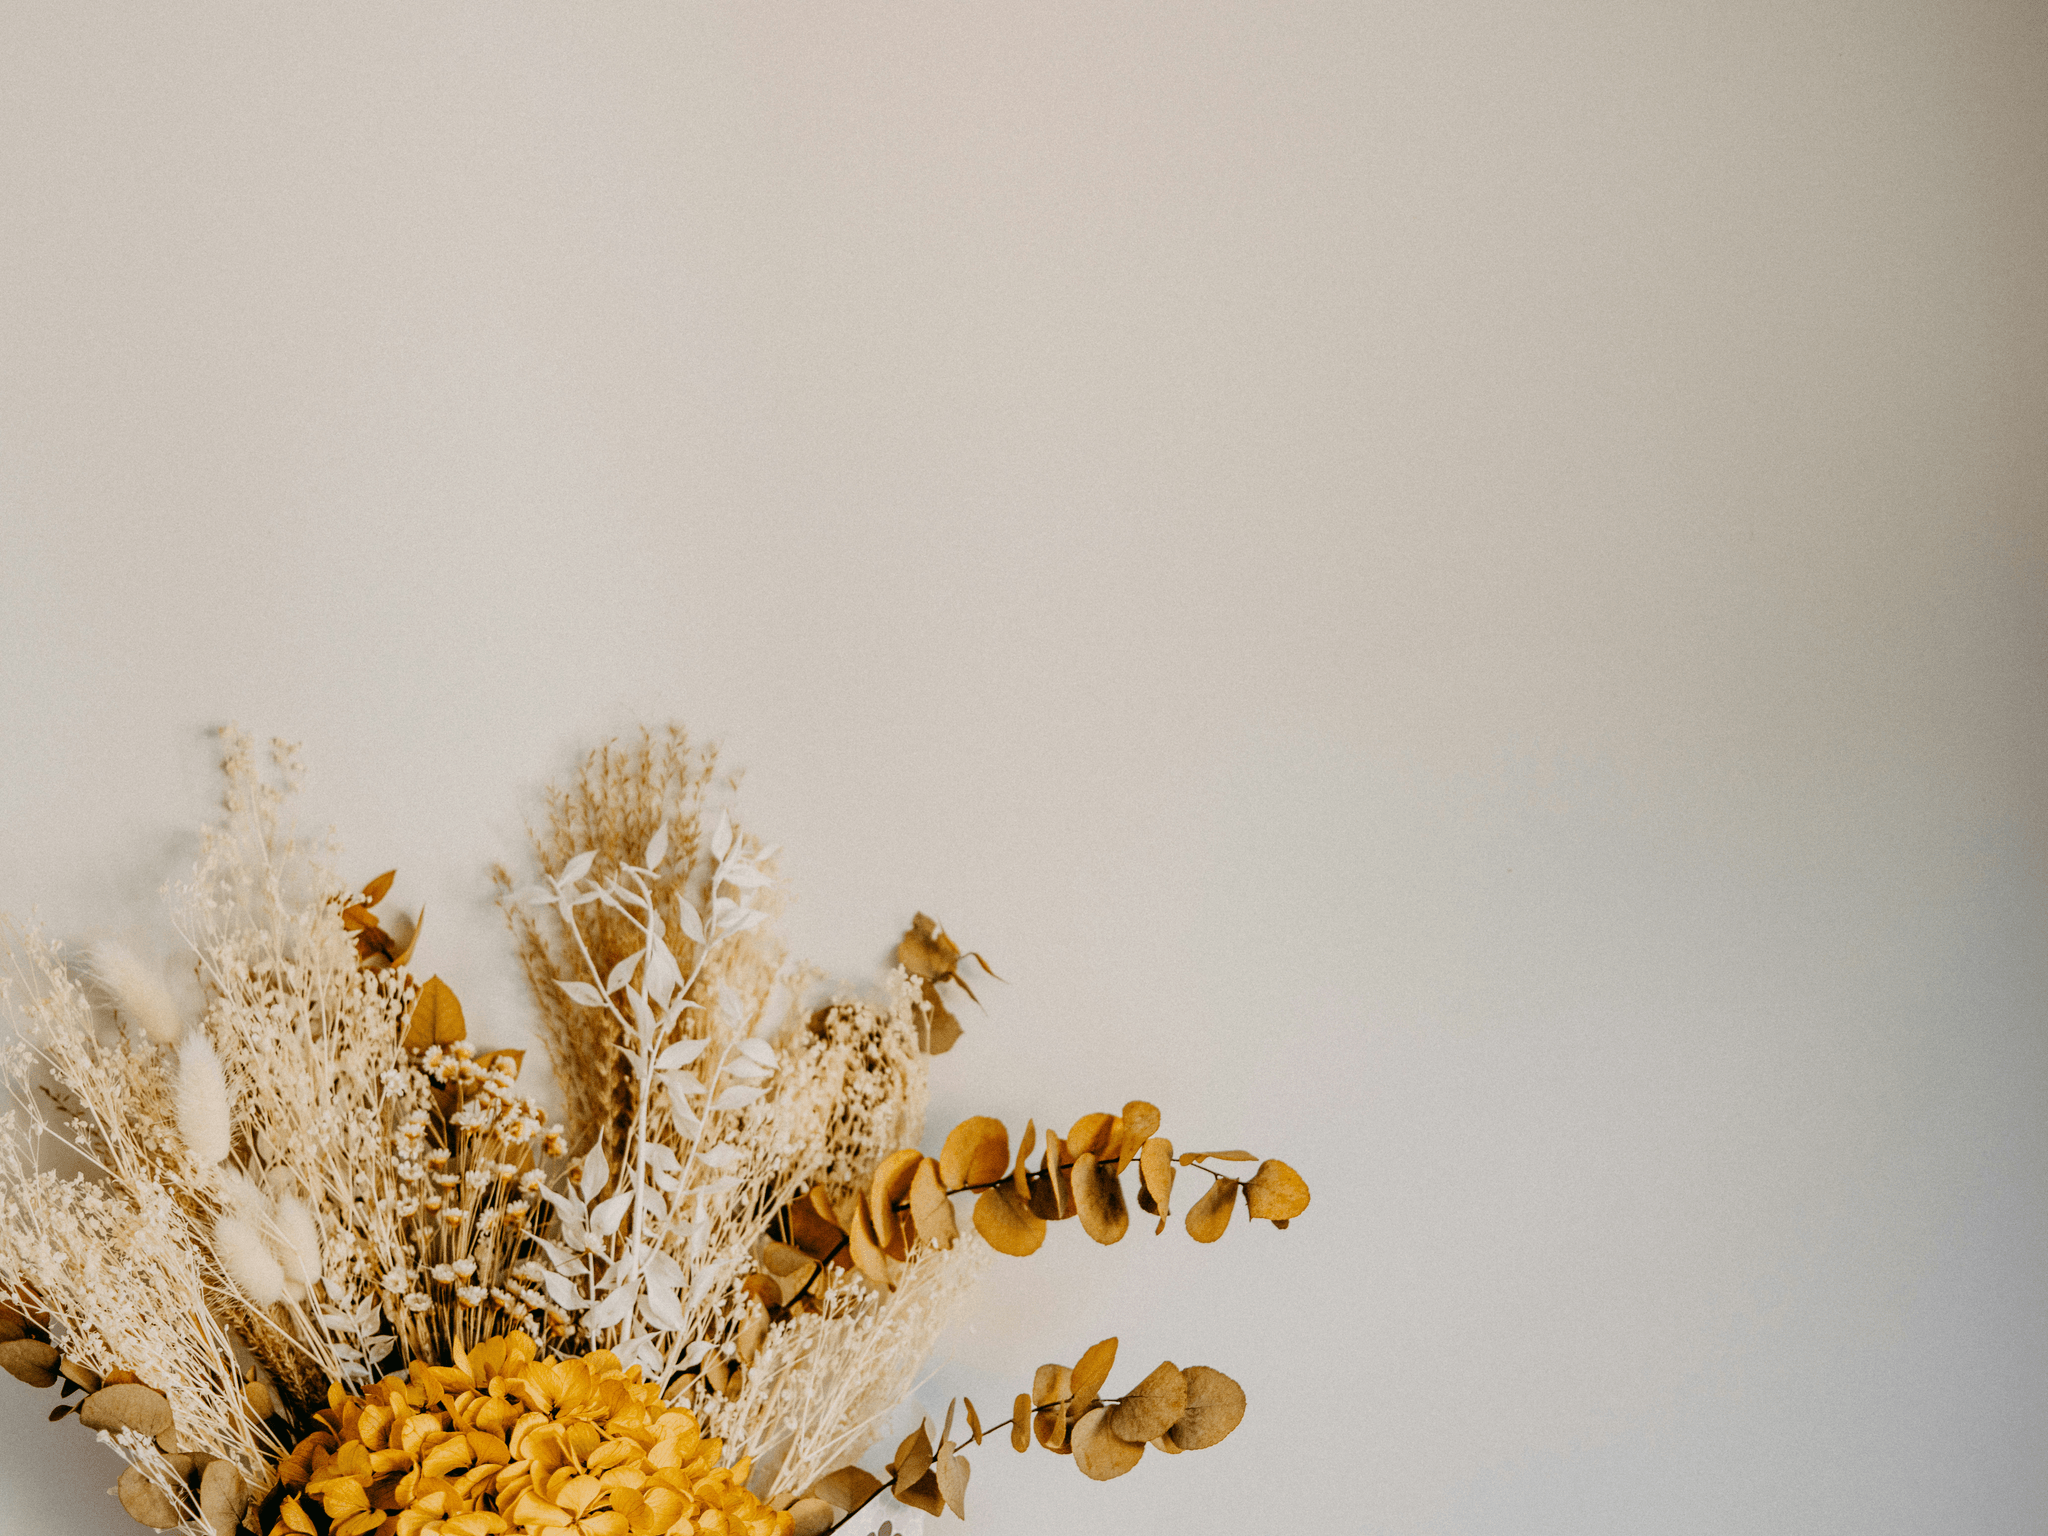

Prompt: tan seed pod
xmin=1070 ymin=1336 xmax=1118 ymax=1421
xmin=1244 ymin=1158 xmax=1312 ymax=1221
xmin=933 ymin=1439 xmax=970 ymax=1517
xmin=1115 ymin=1101 xmax=1161 ymax=1174
xmin=939 ymin=1116 xmax=1010 ymax=1191
xmin=58 ymin=1359 xmax=102 ymax=1393
xmin=199 ymin=1458 xmax=245 ymax=1536
xmin=1168 ymin=1365 xmax=1247 ymax=1450
xmin=1185 ymin=1176 xmax=1239 ymax=1243
xmin=1071 ymin=1406 xmax=1146 ymax=1481
xmin=81 ymin=1383 xmax=174 ymax=1437
xmin=869 ymin=1148 xmax=922 ymax=1256
xmin=909 ymin=1157 xmax=958 ymax=1251
xmin=972 ymin=1184 xmax=1047 ymax=1257
xmin=1011 ymin=1393 xmax=1032 ymax=1452
xmin=789 ymin=1498 xmax=836 ymax=1536
xmin=808 ymin=1467 xmax=883 ymax=1511
xmin=1109 ymin=1360 xmax=1188 ymax=1443
xmin=1066 ymin=1112 xmax=1118 ymax=1160
xmin=1071 ymin=1152 xmax=1130 ymax=1245
xmin=0 ymin=1339 xmax=58 ymax=1387
xmin=116 ymin=1467 xmax=181 ymax=1529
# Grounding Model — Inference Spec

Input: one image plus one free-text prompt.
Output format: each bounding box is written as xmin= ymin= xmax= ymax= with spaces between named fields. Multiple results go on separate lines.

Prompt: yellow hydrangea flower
xmin=265 ymin=1333 xmax=794 ymax=1536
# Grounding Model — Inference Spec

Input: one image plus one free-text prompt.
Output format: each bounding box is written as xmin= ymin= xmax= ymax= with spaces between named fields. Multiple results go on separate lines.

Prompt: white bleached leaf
xmin=665 ymin=1092 xmax=702 ymax=1140
xmin=583 ymin=1281 xmax=636 ymax=1332
xmin=560 ymin=851 xmax=597 ymax=883
xmin=537 ymin=1184 xmax=587 ymax=1228
xmin=644 ymin=822 xmax=669 ymax=870
xmin=645 ymin=1250 xmax=686 ymax=1292
xmin=642 ymin=1143 xmax=682 ymax=1176
xmin=638 ymin=1185 xmax=668 ymax=1228
xmin=710 ymin=1085 xmax=766 ymax=1112
xmin=366 ymin=1336 xmax=397 ymax=1364
xmin=579 ymin=1143 xmax=609 ymax=1203
xmin=719 ymin=864 xmax=772 ymax=889
xmin=721 ymin=1057 xmax=771 ymax=1083
xmin=318 ymin=1311 xmax=356 ymax=1334
xmin=557 ymin=980 xmax=606 ymax=1009
xmin=652 ymin=1170 xmax=680 ymax=1194
xmin=605 ymin=952 xmax=643 ymax=994
xmin=520 ymin=886 xmax=555 ymax=907
xmin=639 ymin=1286 xmax=686 ymax=1333
xmin=733 ymin=1038 xmax=778 ymax=1068
xmin=654 ymin=1038 xmax=709 ymax=1071
xmin=646 ymin=942 xmax=685 ymax=1006
xmin=711 ymin=811 xmax=732 ymax=862
xmin=628 ymin=986 xmax=655 ymax=1037
xmin=673 ymin=900 xmax=705 ymax=947
xmin=535 ymin=1236 xmax=583 ymax=1271
xmin=682 ymin=1340 xmax=713 ymax=1368
xmin=540 ymin=1269 xmax=588 ymax=1311
xmin=590 ymin=1191 xmax=634 ymax=1238
xmin=696 ymin=1143 xmax=741 ymax=1171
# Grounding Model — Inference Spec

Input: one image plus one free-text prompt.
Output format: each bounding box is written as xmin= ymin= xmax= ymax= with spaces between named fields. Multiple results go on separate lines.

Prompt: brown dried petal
xmin=789 ymin=1499 xmax=836 ymax=1536
xmin=1244 ymin=1158 xmax=1312 ymax=1221
xmin=1185 ymin=1177 xmax=1239 ymax=1243
xmin=869 ymin=1147 xmax=921 ymax=1257
xmin=1071 ymin=1407 xmax=1146 ymax=1481
xmin=1115 ymin=1102 xmax=1161 ymax=1174
xmin=1168 ymin=1365 xmax=1248 ymax=1450
xmin=81 ymin=1383 xmax=174 ymax=1437
xmin=1070 ymin=1336 xmax=1117 ymax=1421
xmin=939 ymin=1116 xmax=1010 ymax=1191
xmin=0 ymin=1339 xmax=59 ymax=1387
xmin=117 ymin=1467 xmax=182 ymax=1529
xmin=808 ymin=1467 xmax=884 ymax=1512
xmin=1109 ymin=1360 xmax=1188 ymax=1443
xmin=1071 ymin=1153 xmax=1130 ymax=1245
xmin=909 ymin=1158 xmax=958 ymax=1251
xmin=972 ymin=1184 xmax=1047 ymax=1257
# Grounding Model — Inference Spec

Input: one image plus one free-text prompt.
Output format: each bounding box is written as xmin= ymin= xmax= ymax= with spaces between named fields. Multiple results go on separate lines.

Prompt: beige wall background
xmin=2 ymin=4 xmax=2043 ymax=1533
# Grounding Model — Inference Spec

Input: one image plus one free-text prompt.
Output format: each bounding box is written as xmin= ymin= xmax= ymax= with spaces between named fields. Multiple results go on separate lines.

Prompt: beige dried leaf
xmin=897 ymin=1469 xmax=947 ymax=1517
xmin=1168 ymin=1365 xmax=1248 ymax=1450
xmin=1245 ymin=1158 xmax=1312 ymax=1220
xmin=0 ymin=1304 xmax=26 ymax=1343
xmin=848 ymin=1199 xmax=894 ymax=1291
xmin=1070 ymin=1336 xmax=1118 ymax=1421
xmin=0 ymin=1339 xmax=58 ymax=1388
xmin=892 ymin=1421 xmax=935 ymax=1494
xmin=869 ymin=1146 xmax=922 ymax=1255
xmin=244 ymin=1378 xmax=277 ymax=1420
xmin=964 ymin=1396 xmax=984 ymax=1446
xmin=909 ymin=1157 xmax=958 ymax=1250
xmin=972 ymin=1183 xmax=1047 ymax=1256
xmin=58 ymin=1359 xmax=101 ymax=1392
xmin=1072 ymin=1407 xmax=1146 ymax=1481
xmin=117 ymin=1467 xmax=181 ymax=1529
xmin=808 ymin=1467 xmax=884 ymax=1512
xmin=390 ymin=906 xmax=425 ymax=968
xmin=1032 ymin=1363 xmax=1071 ymax=1408
xmin=1138 ymin=1137 xmax=1176 ymax=1233
xmin=81 ymin=1383 xmax=174 ymax=1437
xmin=1109 ymin=1360 xmax=1187 ymax=1443
xmin=1178 ymin=1148 xmax=1255 ymax=1165
xmin=1066 ymin=1112 xmax=1118 ymax=1160
xmin=199 ymin=1460 xmax=246 ymax=1536
xmin=934 ymin=1439 xmax=970 ymax=1517
xmin=734 ymin=1311 xmax=769 ymax=1365
xmin=1011 ymin=1393 xmax=1031 ymax=1453
xmin=939 ymin=1116 xmax=1010 ymax=1191
xmin=789 ymin=1499 xmax=836 ymax=1536
xmin=1033 ymin=1400 xmax=1070 ymax=1452
xmin=1071 ymin=1152 xmax=1130 ymax=1245
xmin=1185 ymin=1177 xmax=1239 ymax=1243
xmin=1116 ymin=1101 xmax=1161 ymax=1174
xmin=898 ymin=913 xmax=961 ymax=980
xmin=361 ymin=869 xmax=397 ymax=905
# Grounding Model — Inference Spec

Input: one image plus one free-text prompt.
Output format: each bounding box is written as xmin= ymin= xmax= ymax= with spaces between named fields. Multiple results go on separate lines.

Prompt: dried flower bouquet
xmin=0 ymin=728 xmax=1310 ymax=1536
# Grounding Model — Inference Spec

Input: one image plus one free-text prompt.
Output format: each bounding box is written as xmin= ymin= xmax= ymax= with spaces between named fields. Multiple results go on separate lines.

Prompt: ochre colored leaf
xmin=1028 ymin=1134 xmax=1074 ymax=1221
xmin=1138 ymin=1137 xmax=1176 ymax=1233
xmin=972 ymin=1184 xmax=1047 ymax=1257
xmin=1011 ymin=1394 xmax=1031 ymax=1452
xmin=1178 ymin=1149 xmax=1255 ymax=1165
xmin=807 ymin=1467 xmax=883 ymax=1512
xmin=389 ymin=907 xmax=425 ymax=968
xmin=789 ymin=1498 xmax=835 ymax=1536
xmin=1071 ymin=1152 xmax=1130 ymax=1245
xmin=892 ymin=1421 xmax=934 ymax=1494
xmin=869 ymin=1147 xmax=921 ymax=1257
xmin=939 ymin=1116 xmax=1010 ymax=1191
xmin=964 ymin=1397 xmax=984 ymax=1446
xmin=361 ymin=870 xmax=396 ymax=905
xmin=897 ymin=1469 xmax=946 ymax=1517
xmin=1066 ymin=1112 xmax=1118 ymax=1159
xmin=897 ymin=913 xmax=962 ymax=980
xmin=848 ymin=1199 xmax=894 ymax=1292
xmin=909 ymin=1158 xmax=958 ymax=1251
xmin=933 ymin=1440 xmax=970 ymax=1517
xmin=1108 ymin=1361 xmax=1186 ymax=1443
xmin=1070 ymin=1336 xmax=1117 ymax=1421
xmin=1115 ymin=1101 xmax=1161 ymax=1174
xmin=1032 ymin=1363 xmax=1071 ymax=1408
xmin=1185 ymin=1177 xmax=1239 ymax=1243
xmin=1071 ymin=1407 xmax=1146 ymax=1481
xmin=1150 ymin=1433 xmax=1183 ymax=1454
xmin=0 ymin=1339 xmax=58 ymax=1387
xmin=919 ymin=979 xmax=963 ymax=1054
xmin=403 ymin=975 xmax=466 ymax=1050
xmin=1033 ymin=1400 xmax=1070 ymax=1452
xmin=1012 ymin=1119 xmax=1037 ymax=1181
xmin=788 ymin=1192 xmax=845 ymax=1264
xmin=1168 ymin=1365 xmax=1247 ymax=1450
xmin=1245 ymin=1158 xmax=1312 ymax=1221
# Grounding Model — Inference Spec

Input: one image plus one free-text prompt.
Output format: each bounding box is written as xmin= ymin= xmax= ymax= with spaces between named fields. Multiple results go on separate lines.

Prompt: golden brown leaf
xmin=847 ymin=1200 xmax=894 ymax=1292
xmin=0 ymin=1339 xmax=58 ymax=1387
xmin=1168 ymin=1365 xmax=1247 ymax=1450
xmin=939 ymin=1116 xmax=1010 ymax=1191
xmin=200 ymin=1458 xmax=246 ymax=1536
xmin=734 ymin=1312 xmax=768 ymax=1366
xmin=1033 ymin=1400 xmax=1070 ymax=1452
xmin=869 ymin=1147 xmax=922 ymax=1256
xmin=897 ymin=913 xmax=962 ymax=980
xmin=1185 ymin=1177 xmax=1239 ymax=1243
xmin=1011 ymin=1394 xmax=1031 ymax=1453
xmin=964 ymin=1396 xmax=984 ymax=1446
xmin=58 ymin=1359 xmax=100 ymax=1392
xmin=1109 ymin=1360 xmax=1187 ymax=1442
xmin=789 ymin=1499 xmax=836 ymax=1536
xmin=972 ymin=1184 xmax=1047 ymax=1257
xmin=788 ymin=1194 xmax=845 ymax=1265
xmin=361 ymin=870 xmax=396 ymax=905
xmin=1244 ymin=1158 xmax=1311 ymax=1221
xmin=808 ymin=1467 xmax=884 ymax=1512
xmin=933 ymin=1439 xmax=970 ymax=1517
xmin=1031 ymin=1363 xmax=1070 ymax=1408
xmin=1178 ymin=1149 xmax=1255 ymax=1165
xmin=1150 ymin=1433 xmax=1183 ymax=1454
xmin=759 ymin=1239 xmax=811 ymax=1278
xmin=1071 ymin=1152 xmax=1130 ymax=1245
xmin=389 ymin=907 xmax=425 ymax=968
xmin=80 ymin=1383 xmax=173 ymax=1437
xmin=402 ymin=975 xmax=466 ymax=1050
xmin=1071 ymin=1407 xmax=1146 ymax=1481
xmin=1066 ymin=1112 xmax=1118 ymax=1160
xmin=1115 ymin=1101 xmax=1161 ymax=1174
xmin=1070 ymin=1336 xmax=1117 ymax=1421
xmin=1138 ymin=1137 xmax=1176 ymax=1234
xmin=1028 ymin=1134 xmax=1073 ymax=1221
xmin=891 ymin=1422 xmax=934 ymax=1495
xmin=920 ymin=980 xmax=964 ymax=1054
xmin=117 ymin=1466 xmax=181 ymax=1529
xmin=897 ymin=1470 xmax=946 ymax=1517
xmin=909 ymin=1157 xmax=958 ymax=1250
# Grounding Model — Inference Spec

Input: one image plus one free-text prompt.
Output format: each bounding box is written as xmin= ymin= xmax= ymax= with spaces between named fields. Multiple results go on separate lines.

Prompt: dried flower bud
xmin=214 ymin=1214 xmax=284 ymax=1306
xmin=273 ymin=1195 xmax=322 ymax=1299
xmin=175 ymin=1032 xmax=233 ymax=1166
xmin=89 ymin=941 xmax=185 ymax=1047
